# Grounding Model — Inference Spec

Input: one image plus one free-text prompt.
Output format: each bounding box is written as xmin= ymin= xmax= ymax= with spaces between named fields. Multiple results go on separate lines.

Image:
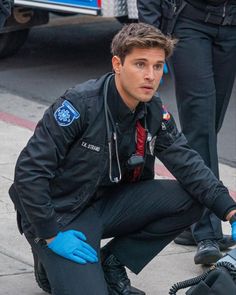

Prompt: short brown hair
xmin=111 ymin=22 xmax=176 ymax=63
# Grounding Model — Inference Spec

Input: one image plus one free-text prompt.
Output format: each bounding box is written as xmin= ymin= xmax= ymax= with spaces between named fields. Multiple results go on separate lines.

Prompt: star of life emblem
xmin=54 ymin=100 xmax=80 ymax=126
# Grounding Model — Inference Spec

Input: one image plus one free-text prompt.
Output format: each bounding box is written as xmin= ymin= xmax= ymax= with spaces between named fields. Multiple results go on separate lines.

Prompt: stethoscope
xmin=103 ymin=74 xmax=150 ymax=183
xmin=103 ymin=74 xmax=122 ymax=183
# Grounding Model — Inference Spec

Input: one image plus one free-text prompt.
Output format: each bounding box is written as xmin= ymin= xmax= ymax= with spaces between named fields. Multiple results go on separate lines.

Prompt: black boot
xmin=101 ymin=249 xmax=145 ymax=295
xmin=194 ymin=239 xmax=222 ymax=265
xmin=174 ymin=229 xmax=236 ymax=251
xmin=32 ymin=249 xmax=51 ymax=294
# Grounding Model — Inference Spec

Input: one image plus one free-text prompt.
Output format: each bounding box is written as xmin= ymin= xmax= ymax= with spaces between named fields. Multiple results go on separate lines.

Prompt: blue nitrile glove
xmin=231 ymin=221 xmax=236 ymax=241
xmin=47 ymin=229 xmax=98 ymax=264
xmin=163 ymin=62 xmax=168 ymax=75
xmin=160 ymin=62 xmax=168 ymax=84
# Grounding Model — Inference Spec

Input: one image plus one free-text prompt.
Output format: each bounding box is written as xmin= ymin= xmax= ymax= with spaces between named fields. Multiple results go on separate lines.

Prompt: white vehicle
xmin=0 ymin=0 xmax=138 ymax=58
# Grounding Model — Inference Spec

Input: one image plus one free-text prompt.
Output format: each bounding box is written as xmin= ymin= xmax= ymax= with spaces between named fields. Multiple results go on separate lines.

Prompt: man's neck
xmin=114 ymin=75 xmax=138 ymax=112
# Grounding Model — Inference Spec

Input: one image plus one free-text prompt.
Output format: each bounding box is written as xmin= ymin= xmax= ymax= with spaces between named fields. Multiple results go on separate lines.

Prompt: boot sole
xmin=107 ymin=285 xmax=145 ymax=295
xmin=194 ymin=252 xmax=222 ymax=265
xmin=175 ymin=235 xmax=236 ymax=251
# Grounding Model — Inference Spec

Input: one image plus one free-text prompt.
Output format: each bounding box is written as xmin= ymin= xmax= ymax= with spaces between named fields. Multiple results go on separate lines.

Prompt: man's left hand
xmin=227 ymin=210 xmax=236 ymax=241
xmin=231 ymin=221 xmax=236 ymax=241
xmin=226 ymin=210 xmax=236 ymax=241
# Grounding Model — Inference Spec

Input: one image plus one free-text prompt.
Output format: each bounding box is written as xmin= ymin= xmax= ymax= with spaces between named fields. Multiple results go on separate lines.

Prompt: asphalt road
xmin=0 ymin=15 xmax=235 ymax=167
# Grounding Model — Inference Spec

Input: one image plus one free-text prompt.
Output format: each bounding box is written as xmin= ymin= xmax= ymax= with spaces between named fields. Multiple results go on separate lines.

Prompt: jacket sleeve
xmin=13 ymin=90 xmax=87 ymax=239
xmin=137 ymin=0 xmax=162 ymax=28
xmin=154 ymin=114 xmax=236 ymax=220
xmin=0 ymin=0 xmax=13 ymax=27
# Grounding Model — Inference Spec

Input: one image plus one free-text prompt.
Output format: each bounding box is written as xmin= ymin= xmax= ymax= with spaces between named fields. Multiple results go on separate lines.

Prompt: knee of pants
xmin=140 ymin=201 xmax=204 ymax=236
xmin=29 ymin=238 xmax=109 ymax=295
xmin=170 ymin=196 xmax=204 ymax=226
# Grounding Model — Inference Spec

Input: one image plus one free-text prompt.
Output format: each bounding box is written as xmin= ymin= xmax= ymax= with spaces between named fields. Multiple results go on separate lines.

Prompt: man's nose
xmin=144 ymin=67 xmax=155 ymax=80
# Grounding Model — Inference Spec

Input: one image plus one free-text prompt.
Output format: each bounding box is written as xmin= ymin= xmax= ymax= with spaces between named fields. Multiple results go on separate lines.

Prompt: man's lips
xmin=140 ymin=85 xmax=154 ymax=91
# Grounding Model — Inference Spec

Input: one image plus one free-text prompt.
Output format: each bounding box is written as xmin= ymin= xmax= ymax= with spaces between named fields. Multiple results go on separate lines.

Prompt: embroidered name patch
xmin=81 ymin=141 xmax=101 ymax=153
xmin=54 ymin=100 xmax=80 ymax=126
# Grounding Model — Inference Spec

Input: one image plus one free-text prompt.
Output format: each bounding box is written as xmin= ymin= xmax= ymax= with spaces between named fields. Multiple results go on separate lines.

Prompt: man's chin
xmin=139 ymin=95 xmax=154 ymax=102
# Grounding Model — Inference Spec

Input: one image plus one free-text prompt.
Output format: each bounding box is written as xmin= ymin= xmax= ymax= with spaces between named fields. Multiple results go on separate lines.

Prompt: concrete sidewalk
xmin=0 ymin=93 xmax=235 ymax=295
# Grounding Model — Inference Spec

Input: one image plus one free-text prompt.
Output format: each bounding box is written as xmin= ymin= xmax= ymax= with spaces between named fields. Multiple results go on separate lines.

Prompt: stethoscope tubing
xmin=103 ymin=74 xmax=122 ymax=183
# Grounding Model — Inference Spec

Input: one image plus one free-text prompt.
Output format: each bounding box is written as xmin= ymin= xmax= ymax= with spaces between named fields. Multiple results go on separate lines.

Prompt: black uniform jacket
xmin=9 ymin=73 xmax=236 ymax=239
xmin=137 ymin=0 xmax=236 ymax=29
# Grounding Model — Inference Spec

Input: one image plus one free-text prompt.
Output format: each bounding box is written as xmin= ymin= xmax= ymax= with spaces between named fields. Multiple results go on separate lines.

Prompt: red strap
xmin=132 ymin=121 xmax=147 ymax=182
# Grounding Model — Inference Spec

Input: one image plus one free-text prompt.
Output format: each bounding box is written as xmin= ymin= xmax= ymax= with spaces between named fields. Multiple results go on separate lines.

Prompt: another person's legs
xmin=192 ymin=22 xmax=236 ymax=248
xmin=192 ymin=22 xmax=236 ymax=261
xmin=170 ymin=16 xmax=225 ymax=264
xmin=212 ymin=25 xmax=236 ymax=134
xmin=172 ymin=18 xmax=235 ymax=264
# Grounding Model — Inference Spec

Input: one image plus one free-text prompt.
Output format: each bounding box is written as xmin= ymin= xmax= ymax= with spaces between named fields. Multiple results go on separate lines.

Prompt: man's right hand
xmin=47 ymin=229 xmax=98 ymax=264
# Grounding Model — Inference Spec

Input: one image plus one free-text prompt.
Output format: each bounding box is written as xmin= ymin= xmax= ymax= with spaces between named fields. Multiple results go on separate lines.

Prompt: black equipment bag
xmin=186 ymin=263 xmax=236 ymax=295
xmin=169 ymin=249 xmax=236 ymax=295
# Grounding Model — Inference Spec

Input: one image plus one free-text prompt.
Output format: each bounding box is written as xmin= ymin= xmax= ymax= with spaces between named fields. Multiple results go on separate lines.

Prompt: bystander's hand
xmin=47 ymin=229 xmax=98 ymax=264
xmin=160 ymin=62 xmax=168 ymax=84
xmin=163 ymin=62 xmax=168 ymax=75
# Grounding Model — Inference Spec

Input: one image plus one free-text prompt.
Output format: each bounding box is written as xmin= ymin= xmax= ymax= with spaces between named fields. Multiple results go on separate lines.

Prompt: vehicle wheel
xmin=116 ymin=16 xmax=137 ymax=24
xmin=0 ymin=29 xmax=30 ymax=58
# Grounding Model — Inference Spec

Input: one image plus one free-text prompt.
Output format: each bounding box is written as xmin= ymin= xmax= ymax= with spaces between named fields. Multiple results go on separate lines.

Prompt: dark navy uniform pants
xmin=170 ymin=11 xmax=236 ymax=242
xmin=25 ymin=179 xmax=203 ymax=295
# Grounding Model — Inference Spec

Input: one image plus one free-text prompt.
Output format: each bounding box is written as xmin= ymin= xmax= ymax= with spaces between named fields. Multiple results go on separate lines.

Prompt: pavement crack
xmin=0 ymin=249 xmax=33 ymax=267
xmin=160 ymin=249 xmax=194 ymax=256
xmin=0 ymin=175 xmax=13 ymax=181
xmin=0 ymin=271 xmax=33 ymax=277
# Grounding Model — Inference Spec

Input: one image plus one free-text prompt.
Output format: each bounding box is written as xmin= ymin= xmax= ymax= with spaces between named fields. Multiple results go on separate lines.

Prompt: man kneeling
xmin=9 ymin=23 xmax=236 ymax=294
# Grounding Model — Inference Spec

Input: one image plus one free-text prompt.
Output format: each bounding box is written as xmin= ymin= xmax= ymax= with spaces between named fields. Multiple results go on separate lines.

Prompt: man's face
xmin=112 ymin=47 xmax=165 ymax=110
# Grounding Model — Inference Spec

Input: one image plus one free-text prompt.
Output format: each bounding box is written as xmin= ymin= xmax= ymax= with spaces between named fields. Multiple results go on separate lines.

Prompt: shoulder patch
xmin=162 ymin=105 xmax=170 ymax=121
xmin=54 ymin=100 xmax=80 ymax=126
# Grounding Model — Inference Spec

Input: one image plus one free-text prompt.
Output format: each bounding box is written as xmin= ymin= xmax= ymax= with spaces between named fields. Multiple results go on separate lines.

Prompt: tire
xmin=0 ymin=29 xmax=30 ymax=59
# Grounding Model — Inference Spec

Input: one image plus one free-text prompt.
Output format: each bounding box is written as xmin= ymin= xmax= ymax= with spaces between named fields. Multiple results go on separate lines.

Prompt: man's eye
xmin=154 ymin=64 xmax=163 ymax=71
xmin=136 ymin=62 xmax=145 ymax=68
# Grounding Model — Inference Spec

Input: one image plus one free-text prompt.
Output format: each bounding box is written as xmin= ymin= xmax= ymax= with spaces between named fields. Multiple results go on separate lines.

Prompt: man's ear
xmin=112 ymin=56 xmax=122 ymax=74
